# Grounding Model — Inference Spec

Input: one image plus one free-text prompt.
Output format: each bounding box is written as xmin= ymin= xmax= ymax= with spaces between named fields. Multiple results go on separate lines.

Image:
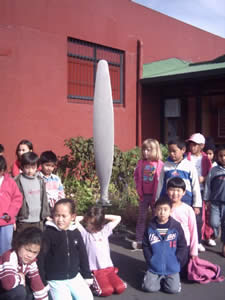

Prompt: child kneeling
xmin=76 ymin=206 xmax=126 ymax=297
xmin=142 ymin=196 xmax=187 ymax=293
xmin=38 ymin=198 xmax=93 ymax=300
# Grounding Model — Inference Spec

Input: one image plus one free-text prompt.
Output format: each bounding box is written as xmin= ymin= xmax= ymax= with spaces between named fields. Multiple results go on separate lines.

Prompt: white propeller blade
xmin=93 ymin=60 xmax=114 ymax=206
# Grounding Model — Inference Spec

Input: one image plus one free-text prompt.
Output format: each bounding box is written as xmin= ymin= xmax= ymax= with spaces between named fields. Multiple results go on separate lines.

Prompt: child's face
xmin=189 ymin=142 xmax=203 ymax=156
xmin=167 ymin=187 xmax=185 ymax=204
xmin=53 ymin=203 xmax=75 ymax=230
xmin=217 ymin=150 xmax=225 ymax=167
xmin=17 ymin=144 xmax=31 ymax=159
xmin=23 ymin=164 xmax=37 ymax=177
xmin=168 ymin=144 xmax=185 ymax=163
xmin=155 ymin=204 xmax=171 ymax=224
xmin=206 ymin=149 xmax=214 ymax=162
xmin=142 ymin=143 xmax=156 ymax=160
xmin=41 ymin=162 xmax=55 ymax=176
xmin=18 ymin=243 xmax=40 ymax=264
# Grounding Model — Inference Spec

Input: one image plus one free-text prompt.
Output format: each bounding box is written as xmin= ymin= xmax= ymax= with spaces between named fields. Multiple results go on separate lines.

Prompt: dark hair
xmin=168 ymin=138 xmax=186 ymax=150
xmin=16 ymin=139 xmax=33 ymax=158
xmin=83 ymin=206 xmax=105 ymax=232
xmin=167 ymin=177 xmax=186 ymax=191
xmin=216 ymin=144 xmax=225 ymax=153
xmin=204 ymin=136 xmax=216 ymax=153
xmin=0 ymin=144 xmax=4 ymax=153
xmin=216 ymin=145 xmax=225 ymax=165
xmin=155 ymin=195 xmax=172 ymax=208
xmin=0 ymin=156 xmax=7 ymax=172
xmin=12 ymin=227 xmax=43 ymax=251
xmin=53 ymin=198 xmax=76 ymax=215
xmin=39 ymin=150 xmax=57 ymax=164
xmin=20 ymin=152 xmax=39 ymax=168
xmin=204 ymin=143 xmax=216 ymax=153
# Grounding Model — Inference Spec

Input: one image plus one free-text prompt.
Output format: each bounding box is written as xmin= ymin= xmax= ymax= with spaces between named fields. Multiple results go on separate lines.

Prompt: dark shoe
xmin=222 ymin=244 xmax=225 ymax=257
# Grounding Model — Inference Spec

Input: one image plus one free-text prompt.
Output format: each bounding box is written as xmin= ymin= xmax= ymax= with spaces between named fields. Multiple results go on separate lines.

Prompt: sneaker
xmin=178 ymin=282 xmax=182 ymax=293
xmin=131 ymin=241 xmax=142 ymax=250
xmin=206 ymin=239 xmax=216 ymax=247
xmin=198 ymin=243 xmax=206 ymax=252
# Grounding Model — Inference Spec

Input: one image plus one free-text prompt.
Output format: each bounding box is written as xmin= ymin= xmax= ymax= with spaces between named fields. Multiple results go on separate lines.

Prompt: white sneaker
xmin=131 ymin=241 xmax=142 ymax=250
xmin=198 ymin=243 xmax=206 ymax=252
xmin=207 ymin=239 xmax=216 ymax=247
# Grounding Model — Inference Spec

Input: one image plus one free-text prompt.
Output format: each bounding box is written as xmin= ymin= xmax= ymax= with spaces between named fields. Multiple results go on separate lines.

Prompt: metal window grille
xmin=67 ymin=37 xmax=124 ymax=104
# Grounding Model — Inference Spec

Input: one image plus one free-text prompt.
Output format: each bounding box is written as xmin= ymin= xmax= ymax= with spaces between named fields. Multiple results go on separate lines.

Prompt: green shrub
xmin=160 ymin=143 xmax=168 ymax=161
xmin=57 ymin=137 xmax=168 ymax=218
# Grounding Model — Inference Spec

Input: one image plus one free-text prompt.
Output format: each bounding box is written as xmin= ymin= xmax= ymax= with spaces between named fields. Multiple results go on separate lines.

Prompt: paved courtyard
xmin=94 ymin=231 xmax=225 ymax=300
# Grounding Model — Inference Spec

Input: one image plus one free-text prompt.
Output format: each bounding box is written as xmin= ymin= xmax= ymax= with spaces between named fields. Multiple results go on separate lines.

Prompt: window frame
xmin=67 ymin=37 xmax=124 ymax=104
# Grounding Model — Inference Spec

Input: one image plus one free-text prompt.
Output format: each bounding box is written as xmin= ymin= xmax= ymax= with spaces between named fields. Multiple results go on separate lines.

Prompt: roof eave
xmin=141 ymin=67 xmax=225 ymax=85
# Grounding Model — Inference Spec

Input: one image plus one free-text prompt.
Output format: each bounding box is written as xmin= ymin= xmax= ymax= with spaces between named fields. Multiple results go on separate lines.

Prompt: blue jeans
xmin=142 ymin=271 xmax=181 ymax=294
xmin=0 ymin=224 xmax=14 ymax=255
xmin=210 ymin=203 xmax=225 ymax=243
xmin=48 ymin=273 xmax=93 ymax=300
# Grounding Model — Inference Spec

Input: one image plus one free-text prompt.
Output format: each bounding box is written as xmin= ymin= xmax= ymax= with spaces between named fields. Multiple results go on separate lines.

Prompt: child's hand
xmin=2 ymin=213 xmax=11 ymax=223
xmin=191 ymin=255 xmax=198 ymax=260
xmin=193 ymin=207 xmax=200 ymax=215
xmin=205 ymin=201 xmax=210 ymax=208
xmin=46 ymin=216 xmax=53 ymax=221
xmin=18 ymin=272 xmax=26 ymax=286
xmin=199 ymin=176 xmax=205 ymax=183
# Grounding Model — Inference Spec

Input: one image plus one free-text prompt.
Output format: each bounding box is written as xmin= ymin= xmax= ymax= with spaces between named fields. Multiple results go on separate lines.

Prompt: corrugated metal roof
xmin=142 ymin=55 xmax=225 ymax=83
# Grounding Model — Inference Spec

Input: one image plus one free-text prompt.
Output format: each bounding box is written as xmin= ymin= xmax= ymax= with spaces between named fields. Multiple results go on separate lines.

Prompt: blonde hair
xmin=141 ymin=138 xmax=162 ymax=161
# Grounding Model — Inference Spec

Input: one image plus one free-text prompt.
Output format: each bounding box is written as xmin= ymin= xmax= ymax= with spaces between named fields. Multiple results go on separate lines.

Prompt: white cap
xmin=186 ymin=133 xmax=205 ymax=144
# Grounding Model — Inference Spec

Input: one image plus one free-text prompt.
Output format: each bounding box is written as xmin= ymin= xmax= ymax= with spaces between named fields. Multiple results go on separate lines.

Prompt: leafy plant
xmin=57 ymin=136 xmax=167 ymax=220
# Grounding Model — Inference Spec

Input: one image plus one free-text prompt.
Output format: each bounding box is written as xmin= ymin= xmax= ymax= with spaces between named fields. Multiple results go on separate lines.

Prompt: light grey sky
xmin=132 ymin=0 xmax=225 ymax=39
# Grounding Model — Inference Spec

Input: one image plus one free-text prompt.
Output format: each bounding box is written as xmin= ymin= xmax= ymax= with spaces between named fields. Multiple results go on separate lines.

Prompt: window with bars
xmin=67 ymin=37 xmax=124 ymax=104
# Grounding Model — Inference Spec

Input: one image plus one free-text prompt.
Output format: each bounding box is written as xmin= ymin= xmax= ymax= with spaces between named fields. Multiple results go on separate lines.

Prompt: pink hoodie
xmin=0 ymin=173 xmax=23 ymax=226
xmin=134 ymin=159 xmax=164 ymax=202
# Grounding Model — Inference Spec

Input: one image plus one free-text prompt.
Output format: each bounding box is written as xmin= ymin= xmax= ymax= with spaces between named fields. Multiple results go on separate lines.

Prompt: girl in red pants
xmin=76 ymin=206 xmax=126 ymax=297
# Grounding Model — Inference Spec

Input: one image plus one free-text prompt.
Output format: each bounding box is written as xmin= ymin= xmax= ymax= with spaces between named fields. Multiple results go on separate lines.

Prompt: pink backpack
xmin=188 ymin=257 xmax=224 ymax=284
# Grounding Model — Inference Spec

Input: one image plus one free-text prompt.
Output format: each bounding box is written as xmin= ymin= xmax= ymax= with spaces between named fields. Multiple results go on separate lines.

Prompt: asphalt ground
xmin=94 ymin=230 xmax=225 ymax=300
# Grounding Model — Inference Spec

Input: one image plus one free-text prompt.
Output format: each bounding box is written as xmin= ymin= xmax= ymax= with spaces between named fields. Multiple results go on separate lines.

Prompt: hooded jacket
xmin=204 ymin=164 xmax=225 ymax=204
xmin=143 ymin=216 xmax=187 ymax=276
xmin=0 ymin=173 xmax=22 ymax=226
xmin=38 ymin=221 xmax=92 ymax=284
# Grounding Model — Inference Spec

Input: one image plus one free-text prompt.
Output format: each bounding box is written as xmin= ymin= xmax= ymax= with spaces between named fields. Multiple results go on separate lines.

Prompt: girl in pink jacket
xmin=0 ymin=156 xmax=23 ymax=255
xmin=132 ymin=139 xmax=164 ymax=249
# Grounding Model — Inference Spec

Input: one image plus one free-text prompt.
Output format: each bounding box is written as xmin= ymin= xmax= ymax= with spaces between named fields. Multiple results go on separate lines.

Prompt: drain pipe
xmin=136 ymin=39 xmax=143 ymax=147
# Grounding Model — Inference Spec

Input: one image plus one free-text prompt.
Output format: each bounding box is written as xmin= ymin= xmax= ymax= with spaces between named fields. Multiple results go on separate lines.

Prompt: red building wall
xmin=1 ymin=0 xmax=225 ymax=165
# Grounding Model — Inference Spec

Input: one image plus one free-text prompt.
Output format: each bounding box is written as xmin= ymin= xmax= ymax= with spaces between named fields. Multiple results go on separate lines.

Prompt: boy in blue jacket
xmin=142 ymin=196 xmax=187 ymax=294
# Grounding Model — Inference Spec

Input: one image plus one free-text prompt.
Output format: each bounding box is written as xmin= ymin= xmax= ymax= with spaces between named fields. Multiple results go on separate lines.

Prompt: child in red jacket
xmin=0 ymin=156 xmax=23 ymax=255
